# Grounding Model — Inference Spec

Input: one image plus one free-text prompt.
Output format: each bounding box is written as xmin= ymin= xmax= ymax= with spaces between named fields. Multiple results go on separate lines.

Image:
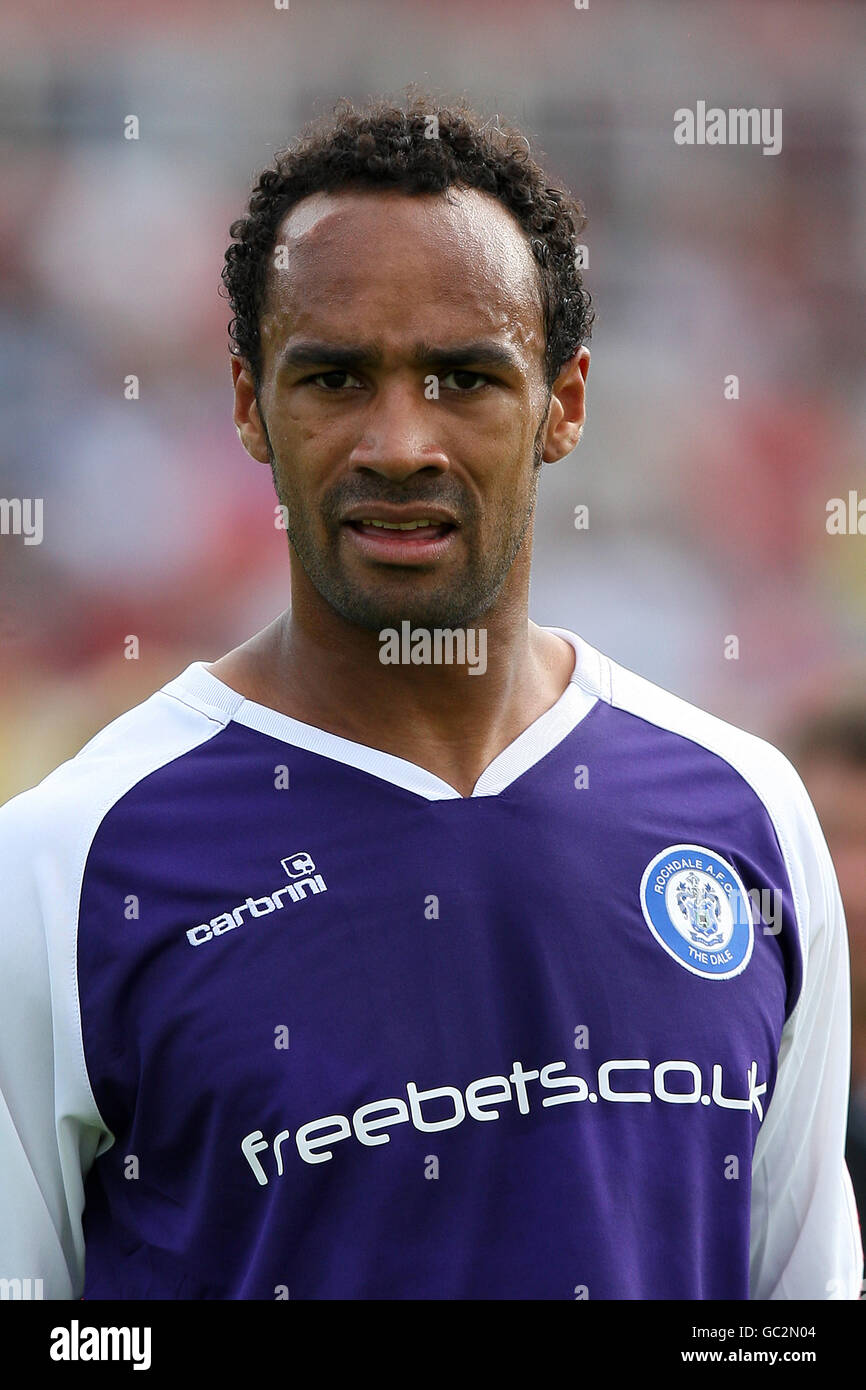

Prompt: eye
xmin=309 ymin=370 xmax=364 ymax=390
xmin=440 ymin=370 xmax=489 ymax=392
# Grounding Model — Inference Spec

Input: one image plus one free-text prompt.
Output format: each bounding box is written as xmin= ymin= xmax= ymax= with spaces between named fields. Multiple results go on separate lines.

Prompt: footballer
xmin=0 ymin=95 xmax=862 ymax=1299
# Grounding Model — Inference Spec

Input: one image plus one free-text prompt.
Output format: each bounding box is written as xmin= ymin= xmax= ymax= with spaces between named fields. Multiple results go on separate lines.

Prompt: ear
xmin=231 ymin=355 xmax=271 ymax=465
xmin=541 ymin=347 xmax=590 ymax=463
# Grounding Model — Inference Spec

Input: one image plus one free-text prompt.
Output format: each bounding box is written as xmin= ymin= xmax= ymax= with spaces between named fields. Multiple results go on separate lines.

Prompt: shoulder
xmin=556 ymin=627 xmax=839 ymax=972
xmin=0 ymin=665 xmax=230 ymax=875
xmin=559 ymin=624 xmax=809 ymax=804
xmin=606 ymin=647 xmax=827 ymax=872
xmin=609 ymin=647 xmax=810 ymax=810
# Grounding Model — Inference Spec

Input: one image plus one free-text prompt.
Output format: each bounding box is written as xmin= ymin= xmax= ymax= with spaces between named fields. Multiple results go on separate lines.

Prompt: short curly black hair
xmin=221 ymin=90 xmax=594 ymax=394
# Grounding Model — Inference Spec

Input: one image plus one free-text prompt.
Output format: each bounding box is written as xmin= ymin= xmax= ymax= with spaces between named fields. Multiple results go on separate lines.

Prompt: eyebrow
xmin=277 ymin=339 xmax=522 ymax=374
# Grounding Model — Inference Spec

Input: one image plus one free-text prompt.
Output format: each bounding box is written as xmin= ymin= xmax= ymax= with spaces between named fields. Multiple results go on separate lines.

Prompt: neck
xmin=207 ymin=556 xmax=575 ymax=797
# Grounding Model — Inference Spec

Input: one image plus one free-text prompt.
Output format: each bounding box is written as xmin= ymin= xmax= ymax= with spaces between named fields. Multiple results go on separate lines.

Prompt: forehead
xmin=260 ymin=185 xmax=544 ymax=362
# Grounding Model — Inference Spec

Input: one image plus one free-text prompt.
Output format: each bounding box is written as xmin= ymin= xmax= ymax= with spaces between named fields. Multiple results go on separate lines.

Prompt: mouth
xmin=341 ymin=516 xmax=459 ymax=564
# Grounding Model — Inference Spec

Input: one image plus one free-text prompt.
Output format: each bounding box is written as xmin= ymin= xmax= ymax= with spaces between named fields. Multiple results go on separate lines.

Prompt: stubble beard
xmin=265 ymin=416 xmax=545 ymax=633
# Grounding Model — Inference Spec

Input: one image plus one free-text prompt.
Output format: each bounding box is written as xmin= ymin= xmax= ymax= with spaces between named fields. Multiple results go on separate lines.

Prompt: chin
xmin=332 ymin=590 xmax=490 ymax=634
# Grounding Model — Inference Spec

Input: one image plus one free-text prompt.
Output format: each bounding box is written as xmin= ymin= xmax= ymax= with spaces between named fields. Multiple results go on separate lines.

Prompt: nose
xmin=347 ymin=379 xmax=450 ymax=482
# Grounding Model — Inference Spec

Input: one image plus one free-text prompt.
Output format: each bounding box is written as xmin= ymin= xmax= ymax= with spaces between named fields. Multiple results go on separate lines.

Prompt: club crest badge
xmin=639 ymin=844 xmax=754 ymax=981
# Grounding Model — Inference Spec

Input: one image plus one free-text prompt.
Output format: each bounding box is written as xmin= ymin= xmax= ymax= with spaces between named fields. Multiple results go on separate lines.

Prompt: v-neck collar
xmin=162 ymin=627 xmax=609 ymax=802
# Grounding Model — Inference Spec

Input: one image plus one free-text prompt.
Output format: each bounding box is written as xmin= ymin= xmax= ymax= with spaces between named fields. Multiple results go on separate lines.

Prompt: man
xmin=0 ymin=95 xmax=861 ymax=1300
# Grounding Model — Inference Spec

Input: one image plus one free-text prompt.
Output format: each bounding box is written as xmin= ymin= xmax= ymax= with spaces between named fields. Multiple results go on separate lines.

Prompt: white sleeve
xmin=749 ymin=761 xmax=864 ymax=1299
xmin=0 ymin=787 xmax=109 ymax=1300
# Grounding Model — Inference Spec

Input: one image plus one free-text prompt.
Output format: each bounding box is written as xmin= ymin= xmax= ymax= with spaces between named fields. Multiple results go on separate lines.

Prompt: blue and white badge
xmin=639 ymin=844 xmax=754 ymax=981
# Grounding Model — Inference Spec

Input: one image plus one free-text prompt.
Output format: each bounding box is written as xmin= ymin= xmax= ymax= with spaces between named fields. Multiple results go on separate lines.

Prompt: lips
xmin=347 ymin=519 xmax=453 ymax=542
xmin=341 ymin=516 xmax=459 ymax=564
xmin=341 ymin=503 xmax=459 ymax=528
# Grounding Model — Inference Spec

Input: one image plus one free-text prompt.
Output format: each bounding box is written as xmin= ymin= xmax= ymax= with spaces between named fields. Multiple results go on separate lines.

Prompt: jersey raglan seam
xmin=599 ymin=682 xmax=861 ymax=1287
xmin=160 ymin=687 xmax=236 ymax=726
xmin=598 ymin=662 xmax=808 ymax=1024
xmin=69 ymin=716 xmax=231 ymax=1139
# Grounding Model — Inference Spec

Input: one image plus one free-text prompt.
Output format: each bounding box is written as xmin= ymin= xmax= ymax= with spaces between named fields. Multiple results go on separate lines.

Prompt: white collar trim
xmin=162 ymin=627 xmax=608 ymax=801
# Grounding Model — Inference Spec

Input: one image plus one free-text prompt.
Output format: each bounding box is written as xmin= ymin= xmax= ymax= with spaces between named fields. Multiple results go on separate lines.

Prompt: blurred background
xmin=0 ymin=0 xmax=864 ymax=1210
xmin=0 ymin=0 xmax=864 ymax=782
